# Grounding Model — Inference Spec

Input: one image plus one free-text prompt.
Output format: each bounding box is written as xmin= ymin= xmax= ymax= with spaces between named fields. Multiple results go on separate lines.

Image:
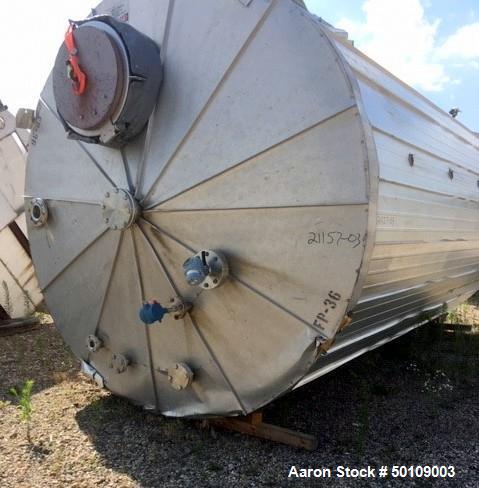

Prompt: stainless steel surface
xmin=25 ymin=0 xmax=479 ymax=417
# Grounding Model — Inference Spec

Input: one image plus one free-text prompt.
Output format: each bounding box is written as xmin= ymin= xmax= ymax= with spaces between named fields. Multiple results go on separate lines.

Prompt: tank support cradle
xmin=208 ymin=412 xmax=318 ymax=451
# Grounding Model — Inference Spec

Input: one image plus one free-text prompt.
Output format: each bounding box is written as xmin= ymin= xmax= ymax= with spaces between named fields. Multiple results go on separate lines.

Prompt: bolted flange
xmin=166 ymin=363 xmax=194 ymax=391
xmin=183 ymin=250 xmax=228 ymax=290
xmin=102 ymin=188 xmax=139 ymax=230
xmin=28 ymin=198 xmax=49 ymax=227
xmin=110 ymin=352 xmax=129 ymax=374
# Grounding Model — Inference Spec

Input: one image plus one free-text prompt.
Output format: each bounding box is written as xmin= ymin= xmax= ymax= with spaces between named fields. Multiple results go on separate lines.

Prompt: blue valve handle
xmin=139 ymin=301 xmax=169 ymax=324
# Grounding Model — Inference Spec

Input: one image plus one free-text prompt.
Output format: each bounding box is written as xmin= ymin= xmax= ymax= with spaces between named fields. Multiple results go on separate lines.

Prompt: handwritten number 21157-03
xmin=308 ymin=231 xmax=362 ymax=249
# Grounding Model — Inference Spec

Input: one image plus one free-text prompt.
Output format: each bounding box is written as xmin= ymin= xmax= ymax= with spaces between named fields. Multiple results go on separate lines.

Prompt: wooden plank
xmin=0 ymin=304 xmax=9 ymax=320
xmin=209 ymin=415 xmax=318 ymax=451
xmin=0 ymin=317 xmax=40 ymax=336
xmin=8 ymin=221 xmax=31 ymax=258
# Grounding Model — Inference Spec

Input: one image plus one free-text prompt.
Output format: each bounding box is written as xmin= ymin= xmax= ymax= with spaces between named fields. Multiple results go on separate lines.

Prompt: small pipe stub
xmin=86 ymin=334 xmax=103 ymax=353
xmin=110 ymin=353 xmax=129 ymax=374
xmin=28 ymin=198 xmax=49 ymax=227
xmin=166 ymin=362 xmax=194 ymax=391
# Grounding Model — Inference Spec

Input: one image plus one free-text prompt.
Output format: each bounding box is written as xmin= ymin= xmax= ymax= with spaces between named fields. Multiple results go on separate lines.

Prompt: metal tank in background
xmin=0 ymin=102 xmax=42 ymax=319
xmin=24 ymin=0 xmax=479 ymax=417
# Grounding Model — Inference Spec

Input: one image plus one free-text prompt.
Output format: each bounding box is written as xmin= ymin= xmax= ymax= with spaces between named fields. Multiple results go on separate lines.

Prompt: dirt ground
xmin=1 ymin=301 xmax=478 ymax=487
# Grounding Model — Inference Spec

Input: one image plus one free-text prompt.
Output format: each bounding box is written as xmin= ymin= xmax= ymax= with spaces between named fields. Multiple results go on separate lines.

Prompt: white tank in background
xmin=0 ymin=102 xmax=42 ymax=319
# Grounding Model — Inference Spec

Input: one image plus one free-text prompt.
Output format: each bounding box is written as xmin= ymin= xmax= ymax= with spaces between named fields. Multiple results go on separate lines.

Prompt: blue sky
xmin=305 ymin=0 xmax=479 ymax=131
xmin=1 ymin=0 xmax=477 ymax=132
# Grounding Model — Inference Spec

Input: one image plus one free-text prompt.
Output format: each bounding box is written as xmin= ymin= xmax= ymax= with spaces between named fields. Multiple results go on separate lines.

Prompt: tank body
xmin=0 ymin=106 xmax=43 ymax=318
xmin=299 ymin=23 xmax=479 ymax=385
xmin=25 ymin=0 xmax=479 ymax=416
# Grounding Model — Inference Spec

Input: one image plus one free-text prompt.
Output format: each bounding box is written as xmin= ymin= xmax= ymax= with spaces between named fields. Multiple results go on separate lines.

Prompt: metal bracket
xmin=81 ymin=361 xmax=105 ymax=387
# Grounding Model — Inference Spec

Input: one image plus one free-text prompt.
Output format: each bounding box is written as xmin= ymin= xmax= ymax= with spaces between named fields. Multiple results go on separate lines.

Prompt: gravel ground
xmin=0 ymin=311 xmax=478 ymax=487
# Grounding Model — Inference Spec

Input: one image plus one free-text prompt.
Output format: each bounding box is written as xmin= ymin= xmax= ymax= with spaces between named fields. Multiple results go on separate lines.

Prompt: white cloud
xmin=336 ymin=0 xmax=451 ymax=92
xmin=438 ymin=22 xmax=479 ymax=60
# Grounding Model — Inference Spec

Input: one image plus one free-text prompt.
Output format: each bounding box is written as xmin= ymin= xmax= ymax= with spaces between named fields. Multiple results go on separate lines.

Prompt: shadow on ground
xmin=75 ymin=322 xmax=479 ymax=487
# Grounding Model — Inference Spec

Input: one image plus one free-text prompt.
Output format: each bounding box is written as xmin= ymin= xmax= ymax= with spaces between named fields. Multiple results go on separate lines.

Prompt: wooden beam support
xmin=209 ymin=412 xmax=318 ymax=451
xmin=8 ymin=221 xmax=31 ymax=258
xmin=0 ymin=316 xmax=40 ymax=336
xmin=0 ymin=304 xmax=10 ymax=320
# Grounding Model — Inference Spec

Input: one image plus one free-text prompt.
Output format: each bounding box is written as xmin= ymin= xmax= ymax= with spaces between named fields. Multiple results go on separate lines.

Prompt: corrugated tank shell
xmin=299 ymin=17 xmax=479 ymax=386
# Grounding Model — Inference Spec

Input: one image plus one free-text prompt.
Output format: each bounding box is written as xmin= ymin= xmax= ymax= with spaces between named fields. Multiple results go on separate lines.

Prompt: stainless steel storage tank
xmin=25 ymin=0 xmax=479 ymax=416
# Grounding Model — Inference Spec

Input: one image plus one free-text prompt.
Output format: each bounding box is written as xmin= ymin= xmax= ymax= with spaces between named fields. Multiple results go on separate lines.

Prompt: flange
xmin=101 ymin=189 xmax=139 ymax=230
xmin=183 ymin=250 xmax=229 ymax=290
xmin=28 ymin=198 xmax=49 ymax=227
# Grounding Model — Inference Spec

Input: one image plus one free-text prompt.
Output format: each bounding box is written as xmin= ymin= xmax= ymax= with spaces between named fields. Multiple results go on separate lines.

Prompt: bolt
xmin=101 ymin=204 xmax=106 ymax=209
xmin=123 ymin=194 xmax=128 ymax=200
xmin=213 ymin=279 xmax=218 ymax=284
xmin=113 ymin=225 xmax=118 ymax=230
xmin=105 ymin=217 xmax=109 ymax=223
xmin=105 ymin=192 xmax=110 ymax=198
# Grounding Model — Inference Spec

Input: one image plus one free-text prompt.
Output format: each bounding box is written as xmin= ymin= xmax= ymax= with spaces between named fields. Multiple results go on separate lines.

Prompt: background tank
xmin=0 ymin=102 xmax=42 ymax=319
xmin=25 ymin=0 xmax=479 ymax=416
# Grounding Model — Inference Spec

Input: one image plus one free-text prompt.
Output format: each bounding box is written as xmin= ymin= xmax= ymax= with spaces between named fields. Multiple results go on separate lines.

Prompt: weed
xmin=22 ymin=289 xmax=33 ymax=316
xmin=446 ymin=308 xmax=460 ymax=324
xmin=9 ymin=379 xmax=35 ymax=443
xmin=2 ymin=280 xmax=12 ymax=316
